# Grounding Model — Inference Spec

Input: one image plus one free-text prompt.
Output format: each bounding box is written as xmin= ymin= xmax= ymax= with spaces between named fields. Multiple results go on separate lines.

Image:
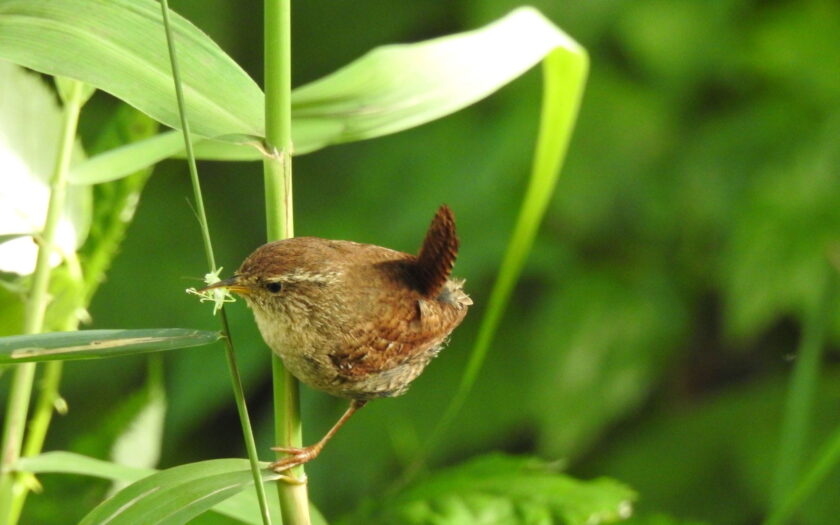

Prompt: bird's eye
xmin=264 ymin=282 xmax=283 ymax=293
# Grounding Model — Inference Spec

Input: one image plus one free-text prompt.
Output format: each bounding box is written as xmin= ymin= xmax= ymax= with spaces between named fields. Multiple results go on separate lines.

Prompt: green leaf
xmin=78 ymin=458 xmax=281 ymax=525
xmin=343 ymin=454 xmax=635 ymax=525
xmin=18 ymin=451 xmax=150 ymax=481
xmin=421 ymin=10 xmax=589 ymax=459
xmin=767 ymin=422 xmax=840 ymax=525
xmin=65 ymin=7 xmax=586 ymax=181
xmin=770 ymin=267 xmax=835 ymax=508
xmin=0 ymin=234 xmax=32 ymax=245
xmin=722 ymin=120 xmax=840 ymax=341
xmin=16 ymin=453 xmax=310 ymax=525
xmin=0 ymin=60 xmax=91 ymax=275
xmin=0 ymin=328 xmax=220 ymax=363
xmin=0 ymin=0 xmax=263 ymax=139
xmin=286 ymin=6 xmax=586 ymax=152
xmin=70 ymin=130 xmax=189 ymax=185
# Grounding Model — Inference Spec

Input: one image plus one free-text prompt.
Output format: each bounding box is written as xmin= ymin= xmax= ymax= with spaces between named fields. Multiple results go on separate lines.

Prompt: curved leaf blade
xmin=69 ymin=7 xmax=586 ymax=181
xmin=453 ymin=40 xmax=589 ymax=413
xmin=0 ymin=0 xmax=263 ymax=139
xmin=0 ymin=329 xmax=220 ymax=363
xmin=69 ymin=131 xmax=183 ymax=185
xmin=288 ymin=6 xmax=586 ymax=152
xmin=18 ymin=452 xmax=283 ymax=524
xmin=18 ymin=451 xmax=150 ymax=481
xmin=76 ymin=458 xmax=280 ymax=525
xmin=412 ymin=10 xmax=589 ymax=466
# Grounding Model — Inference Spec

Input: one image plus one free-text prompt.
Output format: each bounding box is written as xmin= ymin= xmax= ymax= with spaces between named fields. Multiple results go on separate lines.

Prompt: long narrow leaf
xmin=18 ymin=451 xmax=149 ymax=481
xmin=456 ymin=43 xmax=589 ymax=405
xmin=287 ymin=7 xmax=585 ymax=151
xmin=770 ymin=266 xmax=834 ymax=506
xmin=0 ymin=0 xmax=263 ymax=139
xmin=74 ymin=458 xmax=280 ymax=525
xmin=0 ymin=234 xmax=32 ymax=245
xmin=765 ymin=423 xmax=840 ymax=525
xmin=59 ymin=7 xmax=586 ymax=183
xmin=69 ymin=131 xmax=183 ymax=185
xmin=0 ymin=329 xmax=220 ymax=363
xmin=14 ymin=451 xmax=316 ymax=525
xmin=19 ymin=452 xmax=279 ymax=524
xmin=411 ymin=15 xmax=589 ymax=469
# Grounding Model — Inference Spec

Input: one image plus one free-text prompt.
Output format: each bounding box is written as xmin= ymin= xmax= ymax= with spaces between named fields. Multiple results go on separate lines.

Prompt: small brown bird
xmin=205 ymin=205 xmax=471 ymax=472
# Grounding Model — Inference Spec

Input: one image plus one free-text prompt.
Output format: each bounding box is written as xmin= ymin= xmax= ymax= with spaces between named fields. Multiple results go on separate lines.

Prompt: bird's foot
xmin=269 ymin=444 xmax=322 ymax=473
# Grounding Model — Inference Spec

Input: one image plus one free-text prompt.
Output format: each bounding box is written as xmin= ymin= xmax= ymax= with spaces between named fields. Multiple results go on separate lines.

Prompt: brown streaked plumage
xmin=205 ymin=205 xmax=471 ymax=472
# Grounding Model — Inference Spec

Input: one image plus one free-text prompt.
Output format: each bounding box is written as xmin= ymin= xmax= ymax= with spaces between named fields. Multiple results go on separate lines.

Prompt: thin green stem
xmin=21 ymin=250 xmax=83 ymax=463
xmin=21 ymin=362 xmax=64 ymax=460
xmin=769 ymin=265 xmax=835 ymax=518
xmin=0 ymin=79 xmax=85 ymax=525
xmin=219 ymin=309 xmax=273 ymax=524
xmin=160 ymin=0 xmax=215 ymax=271
xmin=13 ymin=258 xmax=82 ymax=518
xmin=160 ymin=1 xmax=271 ymax=523
xmin=766 ymin=421 xmax=840 ymax=525
xmin=12 ymin=358 xmax=65 ymax=521
xmin=766 ymin=265 xmax=840 ymax=523
xmin=264 ymin=0 xmax=310 ymax=523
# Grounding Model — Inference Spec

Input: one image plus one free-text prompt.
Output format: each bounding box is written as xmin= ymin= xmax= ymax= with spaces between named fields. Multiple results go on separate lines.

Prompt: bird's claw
xmin=268 ymin=444 xmax=321 ymax=473
xmin=270 ymin=445 xmax=306 ymax=455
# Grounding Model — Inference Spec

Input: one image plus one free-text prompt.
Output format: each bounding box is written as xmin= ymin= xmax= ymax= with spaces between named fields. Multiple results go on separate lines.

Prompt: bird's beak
xmin=198 ymin=276 xmax=251 ymax=295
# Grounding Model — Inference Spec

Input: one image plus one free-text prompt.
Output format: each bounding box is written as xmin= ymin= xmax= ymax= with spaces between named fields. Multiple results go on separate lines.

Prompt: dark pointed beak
xmin=198 ymin=276 xmax=251 ymax=295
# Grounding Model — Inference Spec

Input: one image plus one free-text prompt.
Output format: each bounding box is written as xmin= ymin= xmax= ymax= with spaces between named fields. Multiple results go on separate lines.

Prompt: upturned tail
xmin=413 ymin=205 xmax=459 ymax=298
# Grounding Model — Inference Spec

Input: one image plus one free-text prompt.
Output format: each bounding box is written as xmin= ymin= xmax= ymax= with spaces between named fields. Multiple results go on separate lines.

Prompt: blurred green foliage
xmin=9 ymin=0 xmax=840 ymax=523
xmin=339 ymin=454 xmax=635 ymax=525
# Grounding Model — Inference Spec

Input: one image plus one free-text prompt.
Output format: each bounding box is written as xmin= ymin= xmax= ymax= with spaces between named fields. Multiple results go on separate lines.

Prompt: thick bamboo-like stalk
xmin=264 ymin=0 xmax=311 ymax=523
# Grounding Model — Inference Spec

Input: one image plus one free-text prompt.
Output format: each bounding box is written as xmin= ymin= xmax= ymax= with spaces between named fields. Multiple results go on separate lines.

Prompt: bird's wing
xmin=329 ymin=278 xmax=467 ymax=379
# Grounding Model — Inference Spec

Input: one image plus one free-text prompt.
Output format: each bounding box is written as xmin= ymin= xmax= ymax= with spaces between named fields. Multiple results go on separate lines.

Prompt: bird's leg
xmin=269 ymin=399 xmax=367 ymax=473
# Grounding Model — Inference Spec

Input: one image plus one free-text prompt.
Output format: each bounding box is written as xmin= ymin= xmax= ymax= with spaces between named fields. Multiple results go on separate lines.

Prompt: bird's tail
xmin=413 ymin=204 xmax=459 ymax=298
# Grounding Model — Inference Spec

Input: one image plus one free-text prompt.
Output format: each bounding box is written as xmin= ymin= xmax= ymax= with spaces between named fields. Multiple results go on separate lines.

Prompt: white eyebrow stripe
xmin=267 ymin=270 xmax=342 ymax=284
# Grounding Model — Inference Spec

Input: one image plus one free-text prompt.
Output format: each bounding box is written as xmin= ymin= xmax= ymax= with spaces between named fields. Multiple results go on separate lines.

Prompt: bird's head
xmin=201 ymin=238 xmax=343 ymax=320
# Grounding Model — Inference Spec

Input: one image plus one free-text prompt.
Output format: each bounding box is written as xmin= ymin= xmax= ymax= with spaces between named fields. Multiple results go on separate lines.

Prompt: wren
xmin=205 ymin=205 xmax=471 ymax=472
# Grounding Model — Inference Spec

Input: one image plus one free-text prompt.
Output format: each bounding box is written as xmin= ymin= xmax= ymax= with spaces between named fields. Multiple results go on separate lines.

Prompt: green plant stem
xmin=772 ymin=265 xmax=833 ymax=507
xmin=160 ymin=0 xmax=215 ymax=269
xmin=218 ymin=310 xmax=273 ymax=523
xmin=22 ymin=251 xmax=83 ymax=464
xmin=264 ymin=0 xmax=310 ymax=523
xmin=21 ymin=362 xmax=64 ymax=460
xmin=159 ymin=1 xmax=272 ymax=523
xmin=14 ymin=254 xmax=82 ymax=518
xmin=769 ymin=265 xmax=835 ymax=518
xmin=14 ymin=355 xmax=67 ymax=520
xmin=0 ymin=79 xmax=85 ymax=525
xmin=766 ymin=421 xmax=840 ymax=525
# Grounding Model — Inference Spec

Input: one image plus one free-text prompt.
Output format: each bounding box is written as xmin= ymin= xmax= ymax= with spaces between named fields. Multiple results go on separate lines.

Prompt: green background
xmin=16 ymin=0 xmax=840 ymax=523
